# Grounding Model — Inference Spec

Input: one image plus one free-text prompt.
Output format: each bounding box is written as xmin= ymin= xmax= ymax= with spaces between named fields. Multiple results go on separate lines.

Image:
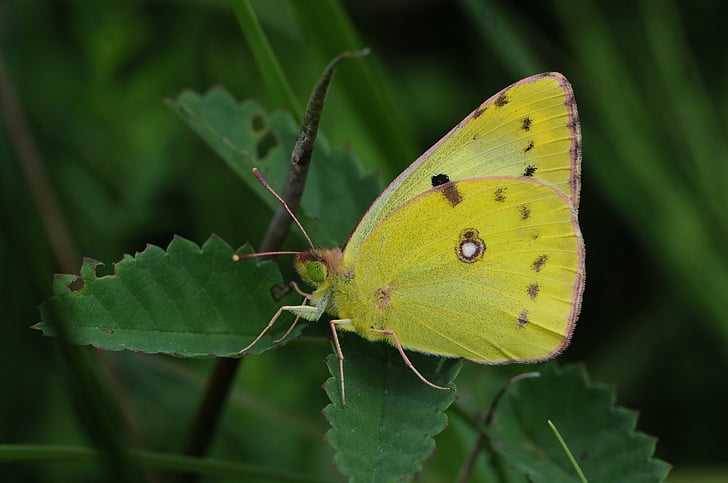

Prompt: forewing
xmin=350 ymin=177 xmax=584 ymax=363
xmin=346 ymin=73 xmax=581 ymax=256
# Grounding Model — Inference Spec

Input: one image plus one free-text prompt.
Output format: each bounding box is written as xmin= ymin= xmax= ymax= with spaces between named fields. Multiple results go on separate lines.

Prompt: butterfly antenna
xmin=252 ymin=168 xmax=315 ymax=250
xmin=232 ymin=250 xmax=301 ymax=262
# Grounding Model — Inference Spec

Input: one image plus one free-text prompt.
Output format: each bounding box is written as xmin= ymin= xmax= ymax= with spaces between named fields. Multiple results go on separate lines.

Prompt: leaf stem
xmin=548 ymin=420 xmax=589 ymax=483
xmin=455 ymin=371 xmax=541 ymax=483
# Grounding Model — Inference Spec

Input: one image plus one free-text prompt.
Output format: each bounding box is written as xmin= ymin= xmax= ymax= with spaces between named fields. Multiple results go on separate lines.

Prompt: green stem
xmin=547 ymin=420 xmax=589 ymax=483
xmin=231 ymin=0 xmax=302 ymax=123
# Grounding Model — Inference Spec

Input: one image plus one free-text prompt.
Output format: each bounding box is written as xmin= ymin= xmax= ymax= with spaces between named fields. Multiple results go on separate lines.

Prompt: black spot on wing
xmin=531 ymin=255 xmax=549 ymax=272
xmin=525 ymin=140 xmax=535 ymax=153
xmin=431 ymin=173 xmax=450 ymax=187
xmin=521 ymin=117 xmax=532 ymax=131
xmin=523 ymin=165 xmax=537 ymax=177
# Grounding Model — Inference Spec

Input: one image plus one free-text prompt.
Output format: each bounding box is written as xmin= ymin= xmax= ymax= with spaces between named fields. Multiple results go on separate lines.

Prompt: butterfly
xmin=240 ymin=72 xmax=585 ymax=405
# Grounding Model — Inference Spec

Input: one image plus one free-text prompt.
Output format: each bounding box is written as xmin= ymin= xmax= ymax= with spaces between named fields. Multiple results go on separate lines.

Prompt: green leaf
xmin=36 ymin=235 xmax=301 ymax=357
xmin=486 ymin=364 xmax=671 ymax=482
xmin=165 ymin=87 xmax=381 ymax=247
xmin=323 ymin=335 xmax=463 ymax=482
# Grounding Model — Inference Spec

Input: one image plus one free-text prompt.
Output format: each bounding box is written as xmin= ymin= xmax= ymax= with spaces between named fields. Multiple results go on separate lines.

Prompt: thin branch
xmin=179 ymin=49 xmax=368 ymax=482
xmin=456 ymin=372 xmax=541 ymax=483
xmin=259 ymin=48 xmax=369 ymax=251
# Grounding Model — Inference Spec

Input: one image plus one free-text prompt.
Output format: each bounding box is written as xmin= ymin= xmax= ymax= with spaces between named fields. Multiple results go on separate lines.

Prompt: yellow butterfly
xmin=241 ymin=72 xmax=585 ymax=404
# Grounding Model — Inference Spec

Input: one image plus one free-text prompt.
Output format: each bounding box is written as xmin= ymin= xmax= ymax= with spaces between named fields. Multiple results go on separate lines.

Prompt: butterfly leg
xmin=290 ymin=281 xmax=312 ymax=298
xmin=238 ymin=302 xmax=321 ymax=355
xmin=330 ymin=319 xmax=354 ymax=406
xmin=272 ymin=282 xmax=315 ymax=343
xmin=372 ymin=329 xmax=453 ymax=392
xmin=273 ymin=297 xmax=307 ymax=343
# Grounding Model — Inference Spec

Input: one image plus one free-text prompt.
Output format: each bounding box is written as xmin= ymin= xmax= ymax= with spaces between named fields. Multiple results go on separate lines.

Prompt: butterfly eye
xmin=307 ymin=261 xmax=327 ymax=283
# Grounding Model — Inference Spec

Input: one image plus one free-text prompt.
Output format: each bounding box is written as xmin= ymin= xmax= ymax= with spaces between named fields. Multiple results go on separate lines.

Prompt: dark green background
xmin=2 ymin=1 xmax=726 ymax=481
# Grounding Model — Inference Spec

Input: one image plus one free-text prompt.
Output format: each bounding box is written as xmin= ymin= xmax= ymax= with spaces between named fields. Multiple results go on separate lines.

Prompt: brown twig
xmin=456 ymin=372 xmax=541 ymax=483
xmin=259 ymin=48 xmax=370 ymax=250
xmin=178 ymin=49 xmax=369 ymax=483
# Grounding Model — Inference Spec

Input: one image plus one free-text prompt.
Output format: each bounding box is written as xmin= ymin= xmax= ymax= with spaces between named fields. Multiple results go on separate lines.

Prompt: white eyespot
xmin=461 ymin=241 xmax=479 ymax=259
xmin=456 ymin=228 xmax=486 ymax=263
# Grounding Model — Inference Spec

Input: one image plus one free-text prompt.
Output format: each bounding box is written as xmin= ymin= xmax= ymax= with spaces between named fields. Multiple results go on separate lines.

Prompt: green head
xmin=294 ymin=248 xmax=342 ymax=287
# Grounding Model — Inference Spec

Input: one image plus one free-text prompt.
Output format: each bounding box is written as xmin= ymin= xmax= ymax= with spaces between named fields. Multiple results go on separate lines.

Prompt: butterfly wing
xmin=339 ymin=177 xmax=584 ymax=362
xmin=346 ymin=73 xmax=581 ymax=256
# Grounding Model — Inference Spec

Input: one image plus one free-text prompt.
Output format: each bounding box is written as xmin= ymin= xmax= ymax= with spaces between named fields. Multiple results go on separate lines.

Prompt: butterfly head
xmin=294 ymin=248 xmax=343 ymax=288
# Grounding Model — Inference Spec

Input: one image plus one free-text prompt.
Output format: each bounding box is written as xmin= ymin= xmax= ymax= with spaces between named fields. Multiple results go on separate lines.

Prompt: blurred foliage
xmin=1 ymin=0 xmax=727 ymax=481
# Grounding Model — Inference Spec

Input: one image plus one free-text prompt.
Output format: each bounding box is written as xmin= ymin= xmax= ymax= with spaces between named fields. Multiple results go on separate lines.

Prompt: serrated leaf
xmin=487 ymin=364 xmax=671 ymax=483
xmin=166 ymin=87 xmax=381 ymax=247
xmin=323 ymin=335 xmax=463 ymax=483
xmin=36 ymin=235 xmax=301 ymax=357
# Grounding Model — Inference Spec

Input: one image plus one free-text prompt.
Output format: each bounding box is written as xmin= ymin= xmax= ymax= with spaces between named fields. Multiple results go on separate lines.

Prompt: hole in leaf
xmin=250 ymin=113 xmax=267 ymax=134
xmin=271 ymin=283 xmax=291 ymax=302
xmin=68 ymin=277 xmax=84 ymax=293
xmin=256 ymin=130 xmax=278 ymax=161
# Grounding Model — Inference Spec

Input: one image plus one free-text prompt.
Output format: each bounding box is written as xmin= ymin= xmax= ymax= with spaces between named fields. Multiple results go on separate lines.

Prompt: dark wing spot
xmin=519 ymin=205 xmax=531 ymax=220
xmin=527 ymin=283 xmax=539 ymax=299
xmin=473 ymin=105 xmax=487 ymax=118
xmin=523 ymin=165 xmax=537 ymax=177
xmin=495 ymin=93 xmax=509 ymax=107
xmin=531 ymin=255 xmax=549 ymax=272
xmin=493 ymin=187 xmax=507 ymax=202
xmin=524 ymin=140 xmax=535 ymax=153
xmin=521 ymin=117 xmax=532 ymax=131
xmin=438 ymin=182 xmax=463 ymax=206
xmin=431 ymin=173 xmax=450 ymax=187
xmin=517 ymin=310 xmax=530 ymax=329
